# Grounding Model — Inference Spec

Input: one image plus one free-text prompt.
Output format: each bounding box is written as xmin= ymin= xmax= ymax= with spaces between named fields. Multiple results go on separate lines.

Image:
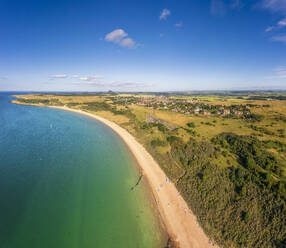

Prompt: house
xmin=203 ymin=111 xmax=211 ymax=116
xmin=223 ymin=109 xmax=231 ymax=115
xmin=234 ymin=110 xmax=243 ymax=116
xmin=194 ymin=107 xmax=201 ymax=114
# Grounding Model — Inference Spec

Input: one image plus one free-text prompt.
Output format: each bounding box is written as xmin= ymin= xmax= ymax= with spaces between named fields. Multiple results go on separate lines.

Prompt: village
xmin=110 ymin=95 xmax=251 ymax=117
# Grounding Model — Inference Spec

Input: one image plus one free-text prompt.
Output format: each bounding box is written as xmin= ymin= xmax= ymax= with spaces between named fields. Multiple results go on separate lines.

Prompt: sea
xmin=0 ymin=92 xmax=165 ymax=248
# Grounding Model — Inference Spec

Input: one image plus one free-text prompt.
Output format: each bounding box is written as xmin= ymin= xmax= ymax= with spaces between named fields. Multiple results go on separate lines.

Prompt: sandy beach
xmin=50 ymin=106 xmax=217 ymax=248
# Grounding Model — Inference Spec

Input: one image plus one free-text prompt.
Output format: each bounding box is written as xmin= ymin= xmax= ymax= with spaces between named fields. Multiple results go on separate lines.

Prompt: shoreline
xmin=14 ymin=102 xmax=217 ymax=248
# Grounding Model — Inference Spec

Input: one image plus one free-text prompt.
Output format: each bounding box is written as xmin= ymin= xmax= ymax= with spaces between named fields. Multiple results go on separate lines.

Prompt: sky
xmin=0 ymin=0 xmax=286 ymax=92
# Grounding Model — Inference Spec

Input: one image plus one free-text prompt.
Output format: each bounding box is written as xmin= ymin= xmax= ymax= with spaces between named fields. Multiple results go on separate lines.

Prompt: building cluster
xmin=111 ymin=96 xmax=250 ymax=117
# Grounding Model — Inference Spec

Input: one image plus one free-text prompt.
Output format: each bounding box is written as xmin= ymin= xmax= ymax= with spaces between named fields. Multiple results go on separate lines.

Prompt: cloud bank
xmin=75 ymin=79 xmax=149 ymax=89
xmin=70 ymin=74 xmax=149 ymax=89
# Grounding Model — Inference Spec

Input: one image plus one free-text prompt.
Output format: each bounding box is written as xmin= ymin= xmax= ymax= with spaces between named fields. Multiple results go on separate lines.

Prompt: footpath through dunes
xmin=51 ymin=106 xmax=218 ymax=248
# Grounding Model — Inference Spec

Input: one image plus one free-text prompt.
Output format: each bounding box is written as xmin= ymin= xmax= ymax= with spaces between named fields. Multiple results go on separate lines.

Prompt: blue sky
xmin=0 ymin=0 xmax=286 ymax=91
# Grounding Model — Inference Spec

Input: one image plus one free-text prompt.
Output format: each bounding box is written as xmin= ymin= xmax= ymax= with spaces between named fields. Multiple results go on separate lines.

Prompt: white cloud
xmin=50 ymin=74 xmax=68 ymax=79
xmin=175 ymin=22 xmax=183 ymax=28
xmin=79 ymin=77 xmax=89 ymax=81
xmin=105 ymin=29 xmax=128 ymax=44
xmin=265 ymin=17 xmax=286 ymax=32
xmin=72 ymin=73 xmax=149 ymax=89
xmin=108 ymin=81 xmax=150 ymax=88
xmin=104 ymin=29 xmax=140 ymax=49
xmin=272 ymin=35 xmax=286 ymax=44
xmin=120 ymin=38 xmax=136 ymax=49
xmin=78 ymin=75 xmax=104 ymax=82
xmin=74 ymin=78 xmax=150 ymax=89
xmin=278 ymin=17 xmax=286 ymax=27
xmin=260 ymin=1 xmax=286 ymax=35
xmin=265 ymin=26 xmax=274 ymax=32
xmin=265 ymin=66 xmax=286 ymax=79
xmin=159 ymin=8 xmax=171 ymax=20
xmin=260 ymin=0 xmax=286 ymax=13
xmin=159 ymin=33 xmax=164 ymax=38
xmin=72 ymin=75 xmax=150 ymax=89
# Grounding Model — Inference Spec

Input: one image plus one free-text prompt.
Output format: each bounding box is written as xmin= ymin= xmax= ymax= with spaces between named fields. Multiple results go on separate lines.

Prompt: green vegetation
xmin=187 ymin=122 xmax=196 ymax=128
xmin=171 ymin=136 xmax=285 ymax=247
xmin=13 ymin=92 xmax=286 ymax=248
xmin=16 ymin=98 xmax=64 ymax=106
xmin=151 ymin=138 xmax=168 ymax=147
xmin=243 ymin=113 xmax=264 ymax=122
xmin=213 ymin=133 xmax=285 ymax=177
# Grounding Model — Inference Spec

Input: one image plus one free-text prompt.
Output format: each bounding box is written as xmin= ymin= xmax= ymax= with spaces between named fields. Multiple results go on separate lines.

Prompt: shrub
xmin=187 ymin=122 xmax=196 ymax=128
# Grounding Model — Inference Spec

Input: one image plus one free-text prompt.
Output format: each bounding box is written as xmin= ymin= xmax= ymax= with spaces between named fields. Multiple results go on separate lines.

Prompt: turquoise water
xmin=0 ymin=93 xmax=165 ymax=248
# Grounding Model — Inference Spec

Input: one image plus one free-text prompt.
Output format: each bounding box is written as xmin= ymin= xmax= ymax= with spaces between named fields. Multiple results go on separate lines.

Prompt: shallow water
xmin=0 ymin=93 xmax=165 ymax=248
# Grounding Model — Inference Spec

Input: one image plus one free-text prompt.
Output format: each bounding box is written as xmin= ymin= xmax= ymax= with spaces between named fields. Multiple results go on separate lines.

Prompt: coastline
xmin=13 ymin=102 xmax=217 ymax=248
xmin=52 ymin=106 xmax=218 ymax=248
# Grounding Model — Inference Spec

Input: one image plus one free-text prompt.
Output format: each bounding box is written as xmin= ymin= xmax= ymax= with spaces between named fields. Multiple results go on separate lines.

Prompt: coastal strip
xmin=14 ymin=102 xmax=217 ymax=248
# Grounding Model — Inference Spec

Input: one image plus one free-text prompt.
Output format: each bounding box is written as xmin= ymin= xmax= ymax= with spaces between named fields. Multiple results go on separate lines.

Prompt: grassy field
xmin=13 ymin=93 xmax=286 ymax=248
